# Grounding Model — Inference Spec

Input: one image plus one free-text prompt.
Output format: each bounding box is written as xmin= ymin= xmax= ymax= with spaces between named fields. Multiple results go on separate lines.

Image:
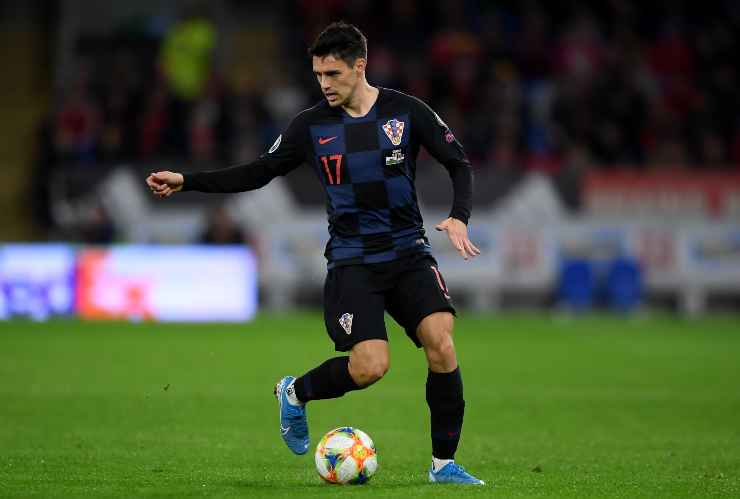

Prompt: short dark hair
xmin=308 ymin=21 xmax=368 ymax=66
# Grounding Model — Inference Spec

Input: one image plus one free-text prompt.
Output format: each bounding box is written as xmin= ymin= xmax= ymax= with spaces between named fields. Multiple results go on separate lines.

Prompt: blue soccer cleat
xmin=274 ymin=376 xmax=309 ymax=455
xmin=428 ymin=462 xmax=486 ymax=485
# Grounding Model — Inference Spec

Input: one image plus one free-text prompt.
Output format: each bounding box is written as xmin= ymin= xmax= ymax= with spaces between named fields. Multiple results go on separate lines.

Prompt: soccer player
xmin=146 ymin=22 xmax=484 ymax=485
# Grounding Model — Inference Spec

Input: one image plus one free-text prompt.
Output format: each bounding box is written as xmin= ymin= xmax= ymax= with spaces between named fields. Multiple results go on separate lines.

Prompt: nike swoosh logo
xmin=318 ymin=136 xmax=337 ymax=144
xmin=281 ymin=425 xmax=290 ymax=435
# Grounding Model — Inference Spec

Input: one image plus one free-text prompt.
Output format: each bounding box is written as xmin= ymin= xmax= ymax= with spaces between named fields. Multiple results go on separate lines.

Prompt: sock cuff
xmin=426 ymin=367 xmax=462 ymax=391
xmin=428 ymin=366 xmax=460 ymax=378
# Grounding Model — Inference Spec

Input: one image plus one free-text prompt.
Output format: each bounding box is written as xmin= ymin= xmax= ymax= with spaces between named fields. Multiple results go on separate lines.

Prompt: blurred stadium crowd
xmin=31 ymin=0 xmax=740 ymax=242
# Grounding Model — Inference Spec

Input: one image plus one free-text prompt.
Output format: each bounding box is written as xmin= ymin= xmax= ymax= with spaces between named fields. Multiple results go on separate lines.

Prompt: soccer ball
xmin=314 ymin=427 xmax=377 ymax=484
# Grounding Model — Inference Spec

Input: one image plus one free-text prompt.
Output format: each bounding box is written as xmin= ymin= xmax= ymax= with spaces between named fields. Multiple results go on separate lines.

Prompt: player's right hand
xmin=146 ymin=171 xmax=184 ymax=198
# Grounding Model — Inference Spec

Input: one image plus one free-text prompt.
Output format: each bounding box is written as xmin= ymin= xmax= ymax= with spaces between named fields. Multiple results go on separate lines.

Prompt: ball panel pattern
xmin=314 ymin=427 xmax=377 ymax=485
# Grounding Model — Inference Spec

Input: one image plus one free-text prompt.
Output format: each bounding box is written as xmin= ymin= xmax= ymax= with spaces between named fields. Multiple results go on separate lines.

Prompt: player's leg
xmin=294 ymin=263 xmax=390 ymax=399
xmin=275 ymin=264 xmax=389 ymax=455
xmin=387 ymin=255 xmax=484 ymax=485
xmin=417 ymin=311 xmax=463 ymax=465
xmin=416 ymin=313 xmax=482 ymax=484
xmin=291 ymin=339 xmax=389 ymax=402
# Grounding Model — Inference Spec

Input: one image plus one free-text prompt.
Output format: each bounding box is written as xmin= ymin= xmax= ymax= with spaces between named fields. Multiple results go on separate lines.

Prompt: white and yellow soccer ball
xmin=314 ymin=427 xmax=377 ymax=484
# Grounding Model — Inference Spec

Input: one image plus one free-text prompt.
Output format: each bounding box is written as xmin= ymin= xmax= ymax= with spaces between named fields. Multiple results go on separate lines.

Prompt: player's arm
xmin=146 ymin=115 xmax=307 ymax=197
xmin=411 ymin=98 xmax=480 ymax=260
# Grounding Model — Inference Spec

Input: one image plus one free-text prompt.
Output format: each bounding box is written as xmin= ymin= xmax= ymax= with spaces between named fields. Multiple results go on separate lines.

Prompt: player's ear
xmin=354 ymin=58 xmax=367 ymax=73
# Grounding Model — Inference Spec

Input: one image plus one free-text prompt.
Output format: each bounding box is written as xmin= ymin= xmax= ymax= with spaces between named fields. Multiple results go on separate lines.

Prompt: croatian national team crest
xmin=383 ymin=118 xmax=405 ymax=146
xmin=339 ymin=313 xmax=353 ymax=335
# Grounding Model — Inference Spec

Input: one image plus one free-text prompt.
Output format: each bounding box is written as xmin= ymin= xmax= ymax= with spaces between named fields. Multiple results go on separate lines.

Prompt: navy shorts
xmin=323 ymin=253 xmax=456 ymax=352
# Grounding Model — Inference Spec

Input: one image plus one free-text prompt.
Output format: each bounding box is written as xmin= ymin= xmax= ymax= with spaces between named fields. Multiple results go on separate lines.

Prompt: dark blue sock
xmin=294 ymin=356 xmax=359 ymax=402
xmin=426 ymin=367 xmax=465 ymax=459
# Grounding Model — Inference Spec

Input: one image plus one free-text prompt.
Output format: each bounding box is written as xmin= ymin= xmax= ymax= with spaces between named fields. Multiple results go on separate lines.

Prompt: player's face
xmin=312 ymin=55 xmax=364 ymax=107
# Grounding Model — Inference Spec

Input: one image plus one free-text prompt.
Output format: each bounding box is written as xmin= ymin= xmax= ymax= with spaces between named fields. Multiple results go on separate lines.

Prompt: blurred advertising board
xmin=0 ymin=244 xmax=76 ymax=320
xmin=75 ymin=246 xmax=257 ymax=322
xmin=627 ymin=225 xmax=680 ymax=291
xmin=555 ymin=224 xmax=629 ymax=260
xmin=584 ymin=170 xmax=740 ymax=219
xmin=498 ymin=226 xmax=556 ymax=289
xmin=679 ymin=227 xmax=740 ymax=289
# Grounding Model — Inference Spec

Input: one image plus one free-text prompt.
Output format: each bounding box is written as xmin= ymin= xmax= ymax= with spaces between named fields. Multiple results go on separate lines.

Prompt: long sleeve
xmin=182 ymin=114 xmax=307 ymax=193
xmin=411 ymin=98 xmax=473 ymax=225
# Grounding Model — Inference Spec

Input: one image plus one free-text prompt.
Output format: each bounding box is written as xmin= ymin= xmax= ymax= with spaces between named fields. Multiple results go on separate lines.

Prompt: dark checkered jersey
xmin=182 ymin=88 xmax=473 ymax=268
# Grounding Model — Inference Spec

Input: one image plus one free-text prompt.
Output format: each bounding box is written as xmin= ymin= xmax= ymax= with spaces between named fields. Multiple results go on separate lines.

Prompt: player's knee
xmin=424 ymin=330 xmax=457 ymax=369
xmin=350 ymin=356 xmax=389 ymax=387
xmin=349 ymin=340 xmax=390 ymax=387
xmin=366 ymin=358 xmax=390 ymax=384
xmin=428 ymin=330 xmax=455 ymax=356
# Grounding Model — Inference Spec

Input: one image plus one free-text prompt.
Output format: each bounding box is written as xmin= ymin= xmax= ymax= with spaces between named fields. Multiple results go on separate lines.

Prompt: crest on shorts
xmin=339 ymin=313 xmax=353 ymax=335
xmin=382 ymin=118 xmax=405 ymax=146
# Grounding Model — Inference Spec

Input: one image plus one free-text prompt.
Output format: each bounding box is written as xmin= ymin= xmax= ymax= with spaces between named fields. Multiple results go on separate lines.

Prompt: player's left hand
xmin=435 ymin=217 xmax=481 ymax=260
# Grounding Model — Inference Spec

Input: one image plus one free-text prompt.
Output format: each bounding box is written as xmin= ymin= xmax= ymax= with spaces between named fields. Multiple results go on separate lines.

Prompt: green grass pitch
xmin=1 ymin=312 xmax=739 ymax=498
